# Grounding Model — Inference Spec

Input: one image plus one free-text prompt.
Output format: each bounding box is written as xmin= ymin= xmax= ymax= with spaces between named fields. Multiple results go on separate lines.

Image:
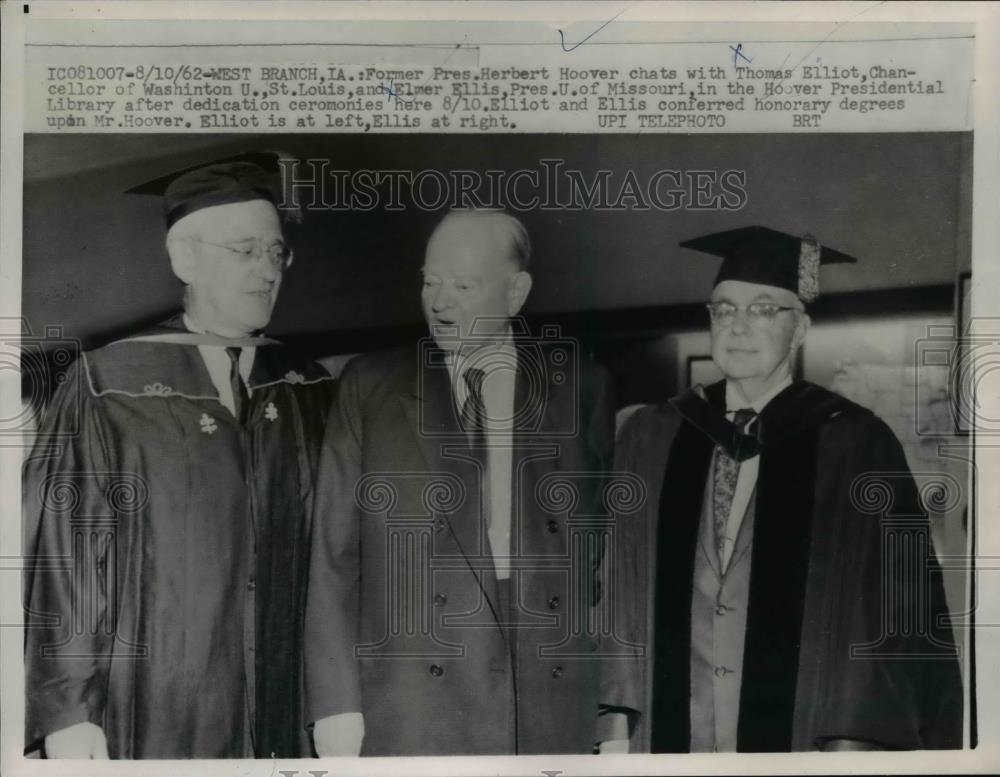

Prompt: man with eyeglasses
xmin=602 ymin=226 xmax=962 ymax=752
xmin=23 ymin=154 xmax=335 ymax=759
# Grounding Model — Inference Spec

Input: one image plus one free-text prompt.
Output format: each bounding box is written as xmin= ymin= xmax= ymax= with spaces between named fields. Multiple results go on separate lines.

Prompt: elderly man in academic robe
xmin=603 ymin=226 xmax=963 ymax=752
xmin=23 ymin=154 xmax=335 ymax=759
xmin=304 ymin=209 xmax=622 ymax=756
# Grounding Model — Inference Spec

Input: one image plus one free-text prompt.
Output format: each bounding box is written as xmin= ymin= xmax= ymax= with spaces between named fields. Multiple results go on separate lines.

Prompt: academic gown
xmin=23 ymin=316 xmax=335 ymax=759
xmin=603 ymin=380 xmax=963 ymax=752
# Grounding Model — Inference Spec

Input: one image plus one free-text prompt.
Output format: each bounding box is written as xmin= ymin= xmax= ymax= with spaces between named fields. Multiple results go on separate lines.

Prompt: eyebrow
xmin=216 ymin=235 xmax=283 ymax=246
xmin=211 ymin=235 xmax=255 ymax=243
xmin=419 ymin=269 xmax=480 ymax=282
xmin=711 ymin=294 xmax=781 ymax=305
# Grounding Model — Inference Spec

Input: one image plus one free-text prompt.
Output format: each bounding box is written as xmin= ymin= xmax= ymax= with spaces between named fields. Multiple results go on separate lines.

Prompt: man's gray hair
xmin=435 ymin=208 xmax=532 ymax=271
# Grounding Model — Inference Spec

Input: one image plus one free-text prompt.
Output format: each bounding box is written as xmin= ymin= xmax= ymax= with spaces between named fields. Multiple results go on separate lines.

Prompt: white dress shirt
xmin=448 ymin=334 xmax=518 ymax=579
xmin=718 ymin=376 xmax=793 ymax=571
xmin=183 ymin=314 xmax=255 ymax=418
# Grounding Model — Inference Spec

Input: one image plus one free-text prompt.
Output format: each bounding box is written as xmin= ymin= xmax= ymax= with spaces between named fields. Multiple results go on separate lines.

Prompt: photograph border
xmin=3 ymin=3 xmax=1000 ymax=777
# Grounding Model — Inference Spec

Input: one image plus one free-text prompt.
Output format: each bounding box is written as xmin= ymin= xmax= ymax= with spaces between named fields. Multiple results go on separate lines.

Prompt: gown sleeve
xmin=23 ymin=358 xmax=116 ymax=746
xmin=808 ymin=413 xmax=963 ymax=750
xmin=597 ymin=406 xmax=656 ymax=741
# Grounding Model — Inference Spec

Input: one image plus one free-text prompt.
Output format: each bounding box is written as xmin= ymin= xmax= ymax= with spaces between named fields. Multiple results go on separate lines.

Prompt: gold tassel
xmin=798 ymin=234 xmax=821 ymax=302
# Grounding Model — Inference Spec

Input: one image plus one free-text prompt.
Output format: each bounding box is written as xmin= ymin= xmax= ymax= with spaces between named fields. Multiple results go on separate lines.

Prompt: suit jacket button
xmin=546 ymin=519 xmax=559 ymax=533
xmin=551 ymin=665 xmax=564 ymax=679
xmin=430 ymin=664 xmax=444 ymax=677
xmin=434 ymin=592 xmax=448 ymax=606
xmin=715 ymin=604 xmax=728 ymax=616
xmin=548 ymin=595 xmax=560 ymax=610
xmin=247 ymin=579 xmax=256 ymax=591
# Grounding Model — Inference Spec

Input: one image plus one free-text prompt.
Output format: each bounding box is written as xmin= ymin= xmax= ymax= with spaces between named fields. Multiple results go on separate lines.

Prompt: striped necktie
xmin=461 ymin=367 xmax=489 ymax=527
xmin=225 ymin=346 xmax=250 ymax=425
xmin=711 ymin=408 xmax=757 ymax=560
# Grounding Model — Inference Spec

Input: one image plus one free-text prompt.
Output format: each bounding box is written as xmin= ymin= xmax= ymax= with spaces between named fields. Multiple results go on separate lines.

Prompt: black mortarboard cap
xmin=125 ymin=151 xmax=301 ymax=228
xmin=679 ymin=225 xmax=856 ymax=302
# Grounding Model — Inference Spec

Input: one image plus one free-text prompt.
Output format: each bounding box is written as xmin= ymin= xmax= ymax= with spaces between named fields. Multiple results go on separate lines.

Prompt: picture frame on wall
xmin=954 ymin=271 xmax=973 ymax=434
xmin=958 ymin=271 xmax=973 ymax=336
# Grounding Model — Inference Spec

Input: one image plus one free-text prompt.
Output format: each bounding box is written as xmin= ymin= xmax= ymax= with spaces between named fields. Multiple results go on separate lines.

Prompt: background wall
xmin=23 ymin=132 xmax=972 ymax=351
xmin=21 ymin=131 xmax=973 ymax=654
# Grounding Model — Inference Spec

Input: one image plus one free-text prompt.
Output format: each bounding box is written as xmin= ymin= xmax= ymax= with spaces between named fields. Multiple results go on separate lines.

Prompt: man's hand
xmin=313 ymin=712 xmax=364 ymax=757
xmin=596 ymin=710 xmax=630 ymax=754
xmin=44 ymin=722 xmax=109 ymax=759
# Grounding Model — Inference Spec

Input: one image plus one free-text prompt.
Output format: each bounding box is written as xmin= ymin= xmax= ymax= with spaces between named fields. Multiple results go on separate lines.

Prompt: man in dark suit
xmin=604 ymin=226 xmax=963 ymax=752
xmin=305 ymin=209 xmax=618 ymax=755
xmin=24 ymin=154 xmax=335 ymax=759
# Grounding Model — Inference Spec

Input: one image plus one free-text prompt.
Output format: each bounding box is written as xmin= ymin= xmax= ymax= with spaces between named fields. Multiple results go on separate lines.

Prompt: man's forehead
xmin=430 ymin=212 xmax=517 ymax=253
xmin=421 ymin=263 xmax=481 ymax=278
xmin=424 ymin=236 xmax=512 ymax=276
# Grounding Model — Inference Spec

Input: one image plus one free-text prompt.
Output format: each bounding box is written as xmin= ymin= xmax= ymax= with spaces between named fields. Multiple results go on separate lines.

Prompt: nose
xmin=728 ymin=307 xmax=752 ymax=334
xmin=430 ymin=285 xmax=455 ymax=313
xmin=254 ymin=253 xmax=281 ymax=282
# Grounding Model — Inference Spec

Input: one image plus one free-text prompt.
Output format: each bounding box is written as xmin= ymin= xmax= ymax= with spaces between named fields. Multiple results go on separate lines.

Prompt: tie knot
xmin=731 ymin=408 xmax=757 ymax=429
xmin=225 ymin=346 xmax=242 ymax=366
xmin=463 ymin=367 xmax=485 ymax=399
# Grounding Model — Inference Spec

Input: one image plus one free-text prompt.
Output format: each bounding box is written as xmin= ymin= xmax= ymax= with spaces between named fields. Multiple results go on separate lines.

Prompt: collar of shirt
xmin=446 ymin=329 xmax=518 ymax=412
xmin=718 ymin=377 xmax=791 ymax=571
xmin=183 ymin=314 xmax=256 ymax=415
xmin=725 ymin=375 xmax=793 ymax=427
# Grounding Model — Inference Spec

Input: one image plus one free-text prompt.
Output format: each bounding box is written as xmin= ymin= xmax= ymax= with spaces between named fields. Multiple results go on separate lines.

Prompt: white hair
xmin=434 ymin=209 xmax=532 ymax=270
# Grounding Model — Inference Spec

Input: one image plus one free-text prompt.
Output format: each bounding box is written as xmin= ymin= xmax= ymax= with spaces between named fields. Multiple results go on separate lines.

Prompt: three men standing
xmin=25 ymin=185 xmax=964 ymax=757
xmin=24 ymin=155 xmax=335 ymax=758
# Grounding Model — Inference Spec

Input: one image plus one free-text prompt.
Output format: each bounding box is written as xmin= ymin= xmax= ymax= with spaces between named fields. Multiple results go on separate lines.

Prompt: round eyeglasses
xmin=187 ymin=237 xmax=293 ymax=270
xmin=706 ymin=301 xmax=799 ymax=326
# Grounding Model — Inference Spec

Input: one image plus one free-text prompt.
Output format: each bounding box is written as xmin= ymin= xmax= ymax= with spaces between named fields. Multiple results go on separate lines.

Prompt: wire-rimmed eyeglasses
xmin=706 ymin=301 xmax=800 ymax=326
xmin=186 ymin=237 xmax=293 ymax=270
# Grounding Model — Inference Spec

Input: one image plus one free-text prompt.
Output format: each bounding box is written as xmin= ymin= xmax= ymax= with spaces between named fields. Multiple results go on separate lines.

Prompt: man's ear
xmin=167 ymin=238 xmax=199 ymax=286
xmin=793 ymin=311 xmax=811 ymax=351
xmin=507 ymin=271 xmax=533 ymax=316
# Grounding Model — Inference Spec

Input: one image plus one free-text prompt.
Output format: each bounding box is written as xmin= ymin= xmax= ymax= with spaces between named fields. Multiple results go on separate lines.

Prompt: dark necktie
xmin=460 ymin=367 xmax=490 ymax=527
xmin=225 ymin=346 xmax=250 ymax=425
xmin=711 ymin=408 xmax=757 ymax=561
xmin=460 ymin=367 xmax=487 ymax=442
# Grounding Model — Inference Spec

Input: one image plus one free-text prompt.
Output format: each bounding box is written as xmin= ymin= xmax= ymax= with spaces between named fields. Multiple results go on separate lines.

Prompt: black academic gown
xmin=603 ymin=380 xmax=963 ymax=752
xmin=24 ymin=316 xmax=335 ymax=758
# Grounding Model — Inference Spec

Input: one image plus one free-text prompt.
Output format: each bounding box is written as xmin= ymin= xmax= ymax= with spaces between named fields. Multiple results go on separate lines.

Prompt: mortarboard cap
xmin=125 ymin=151 xmax=301 ymax=229
xmin=679 ymin=225 xmax=856 ymax=303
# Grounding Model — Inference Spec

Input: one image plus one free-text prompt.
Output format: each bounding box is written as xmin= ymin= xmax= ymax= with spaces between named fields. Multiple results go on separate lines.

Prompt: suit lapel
xmin=399 ymin=349 xmax=504 ymax=629
xmin=728 ymin=488 xmax=756 ymax=572
xmin=507 ymin=347 xmax=566 ymax=637
xmin=511 ymin=341 xmax=556 ymax=436
xmin=696 ymin=461 xmax=723 ymax=580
